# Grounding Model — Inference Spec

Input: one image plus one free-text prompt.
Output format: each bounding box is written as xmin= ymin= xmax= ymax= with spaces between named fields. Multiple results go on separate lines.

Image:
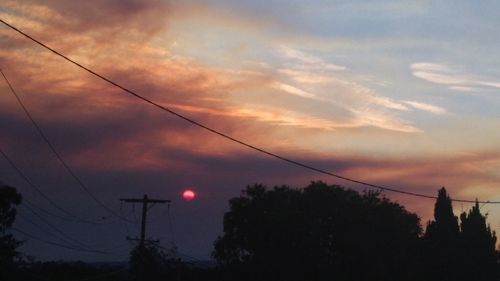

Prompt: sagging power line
xmin=16 ymin=206 xmax=133 ymax=255
xmin=0 ymin=18 xmax=498 ymax=204
xmin=11 ymin=227 xmax=127 ymax=256
xmin=0 ymin=146 xmax=99 ymax=224
xmin=0 ymin=68 xmax=133 ymax=223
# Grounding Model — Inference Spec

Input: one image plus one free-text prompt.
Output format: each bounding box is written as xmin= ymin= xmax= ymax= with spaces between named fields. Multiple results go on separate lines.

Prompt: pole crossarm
xmin=126 ymin=237 xmax=159 ymax=243
xmin=119 ymin=194 xmax=169 ymax=245
xmin=120 ymin=198 xmax=170 ymax=203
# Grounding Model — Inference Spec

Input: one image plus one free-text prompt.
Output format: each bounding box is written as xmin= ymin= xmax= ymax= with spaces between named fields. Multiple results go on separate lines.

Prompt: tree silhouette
xmin=421 ymin=187 xmax=461 ymax=281
xmin=425 ymin=187 xmax=460 ymax=239
xmin=129 ymin=242 xmax=180 ymax=281
xmin=0 ymin=183 xmax=22 ymax=281
xmin=459 ymin=201 xmax=498 ymax=281
xmin=421 ymin=188 xmax=500 ymax=281
xmin=213 ymin=182 xmax=422 ymax=281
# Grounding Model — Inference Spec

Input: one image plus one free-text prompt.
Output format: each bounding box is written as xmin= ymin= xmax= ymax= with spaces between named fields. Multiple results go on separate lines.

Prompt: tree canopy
xmin=421 ymin=187 xmax=461 ymax=280
xmin=0 ymin=183 xmax=22 ymax=280
xmin=459 ymin=201 xmax=497 ymax=281
xmin=422 ymin=188 xmax=498 ymax=281
xmin=213 ymin=181 xmax=422 ymax=281
xmin=1 ymin=180 xmax=498 ymax=280
xmin=129 ymin=242 xmax=182 ymax=281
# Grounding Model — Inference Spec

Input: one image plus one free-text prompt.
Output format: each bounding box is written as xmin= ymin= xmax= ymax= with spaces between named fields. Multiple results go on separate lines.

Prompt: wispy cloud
xmin=278 ymin=69 xmax=330 ymax=84
xmin=351 ymin=108 xmax=420 ymax=133
xmin=279 ymin=46 xmax=347 ymax=71
xmin=368 ymin=95 xmax=409 ymax=111
xmin=448 ymin=86 xmax=476 ymax=92
xmin=404 ymin=101 xmax=447 ymax=115
xmin=411 ymin=62 xmax=500 ymax=92
xmin=411 ymin=63 xmax=452 ymax=73
xmin=272 ymin=82 xmax=317 ymax=99
xmin=274 ymin=47 xmax=420 ymax=133
xmin=168 ymin=103 xmax=361 ymax=131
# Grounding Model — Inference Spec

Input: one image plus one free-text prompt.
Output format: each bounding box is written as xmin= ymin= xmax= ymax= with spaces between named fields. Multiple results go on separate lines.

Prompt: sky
xmin=1 ymin=0 xmax=500 ymax=261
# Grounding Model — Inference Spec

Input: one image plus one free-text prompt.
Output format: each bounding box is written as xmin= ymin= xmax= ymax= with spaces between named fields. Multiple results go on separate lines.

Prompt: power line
xmin=11 ymin=227 xmax=113 ymax=255
xmin=19 ymin=196 xmax=133 ymax=255
xmin=15 ymin=206 xmax=131 ymax=256
xmin=120 ymin=195 xmax=170 ymax=246
xmin=0 ymin=150 xmax=135 ymax=254
xmin=17 ymin=212 xmax=90 ymax=250
xmin=23 ymin=198 xmax=103 ymax=225
xmin=0 ymin=18 xmax=498 ymax=204
xmin=0 ymin=147 xmax=134 ymax=253
xmin=0 ymin=146 xmax=100 ymax=224
xmin=120 ymin=202 xmax=137 ymax=239
xmin=166 ymin=202 xmax=176 ymax=246
xmin=0 ymin=68 xmax=133 ymax=222
xmin=21 ymin=203 xmax=97 ymax=251
xmin=157 ymin=244 xmax=207 ymax=265
xmin=19 ymin=209 xmax=133 ymax=255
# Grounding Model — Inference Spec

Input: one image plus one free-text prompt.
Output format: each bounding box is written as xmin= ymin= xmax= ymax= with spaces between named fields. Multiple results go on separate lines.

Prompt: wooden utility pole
xmin=120 ymin=194 xmax=170 ymax=245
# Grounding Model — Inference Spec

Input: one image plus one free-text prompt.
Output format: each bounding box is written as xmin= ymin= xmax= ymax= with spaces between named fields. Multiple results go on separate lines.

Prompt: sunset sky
xmin=1 ymin=0 xmax=500 ymax=261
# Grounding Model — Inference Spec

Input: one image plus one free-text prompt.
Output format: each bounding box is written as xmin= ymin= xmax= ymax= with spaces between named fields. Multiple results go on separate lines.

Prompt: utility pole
xmin=120 ymin=194 xmax=170 ymax=245
xmin=120 ymin=195 xmax=170 ymax=281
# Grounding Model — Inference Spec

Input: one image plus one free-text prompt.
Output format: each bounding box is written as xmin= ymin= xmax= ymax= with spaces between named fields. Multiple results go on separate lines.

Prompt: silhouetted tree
xmin=214 ymin=182 xmax=422 ymax=281
xmin=421 ymin=187 xmax=500 ymax=281
xmin=421 ymin=187 xmax=461 ymax=281
xmin=129 ymin=243 xmax=180 ymax=281
xmin=426 ymin=187 xmax=460 ymax=237
xmin=459 ymin=201 xmax=498 ymax=281
xmin=0 ymin=183 xmax=22 ymax=280
xmin=497 ymin=251 xmax=500 ymax=277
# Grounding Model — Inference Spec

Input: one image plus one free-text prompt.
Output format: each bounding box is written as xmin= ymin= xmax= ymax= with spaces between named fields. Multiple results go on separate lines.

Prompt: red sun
xmin=182 ymin=189 xmax=196 ymax=201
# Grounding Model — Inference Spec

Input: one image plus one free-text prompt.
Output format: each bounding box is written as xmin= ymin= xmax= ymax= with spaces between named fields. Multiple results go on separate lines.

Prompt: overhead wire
xmin=132 ymin=203 xmax=141 ymax=228
xmin=21 ymin=203 xmax=97 ymax=250
xmin=134 ymin=202 xmax=175 ymax=248
xmin=17 ymin=212 xmax=81 ymax=247
xmin=166 ymin=202 xmax=176 ymax=246
xmin=120 ymin=201 xmax=134 ymax=238
xmin=15 ymin=205 xmax=132 ymax=256
xmin=156 ymin=244 xmax=207 ymax=265
xmin=11 ymin=227 xmax=114 ymax=255
xmin=19 ymin=193 xmax=134 ymax=254
xmin=1 ymin=146 xmax=132 ymax=255
xmin=0 ymin=68 xmax=134 ymax=223
xmin=0 ymin=146 xmax=100 ymax=224
xmin=0 ymin=18 xmax=498 ymax=204
xmin=23 ymin=198 xmax=102 ymax=225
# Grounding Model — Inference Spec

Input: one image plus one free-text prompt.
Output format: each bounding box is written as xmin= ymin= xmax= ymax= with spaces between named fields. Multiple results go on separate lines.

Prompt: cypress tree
xmin=422 ymin=187 xmax=461 ymax=281
xmin=459 ymin=201 xmax=498 ymax=281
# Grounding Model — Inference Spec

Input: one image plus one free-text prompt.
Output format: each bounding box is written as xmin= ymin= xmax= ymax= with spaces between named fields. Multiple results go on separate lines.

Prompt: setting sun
xmin=182 ymin=189 xmax=196 ymax=201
